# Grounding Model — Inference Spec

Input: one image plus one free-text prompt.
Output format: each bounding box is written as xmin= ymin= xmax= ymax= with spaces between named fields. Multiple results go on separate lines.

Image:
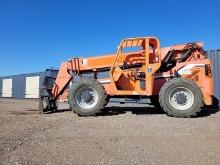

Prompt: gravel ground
xmin=0 ymin=98 xmax=220 ymax=165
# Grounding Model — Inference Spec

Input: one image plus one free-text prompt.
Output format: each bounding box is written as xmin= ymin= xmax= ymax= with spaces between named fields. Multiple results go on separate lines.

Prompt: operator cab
xmin=110 ymin=37 xmax=161 ymax=96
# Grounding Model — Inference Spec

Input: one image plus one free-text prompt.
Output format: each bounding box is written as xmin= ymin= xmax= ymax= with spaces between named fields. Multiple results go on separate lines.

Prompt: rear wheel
xmin=68 ymin=79 xmax=108 ymax=116
xmin=159 ymin=78 xmax=203 ymax=117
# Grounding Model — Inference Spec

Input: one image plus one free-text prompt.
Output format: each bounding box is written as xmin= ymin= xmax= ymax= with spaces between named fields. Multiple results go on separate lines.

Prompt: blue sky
xmin=0 ymin=0 xmax=219 ymax=76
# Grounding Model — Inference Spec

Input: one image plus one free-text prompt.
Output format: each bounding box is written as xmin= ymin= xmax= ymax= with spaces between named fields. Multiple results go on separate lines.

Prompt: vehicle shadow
xmin=99 ymin=106 xmax=220 ymax=118
xmin=44 ymin=108 xmax=71 ymax=114
xmin=97 ymin=106 xmax=164 ymax=116
xmin=43 ymin=105 xmax=163 ymax=116
xmin=197 ymin=106 xmax=220 ymax=117
xmin=197 ymin=96 xmax=220 ymax=117
xmin=44 ymin=102 xmax=220 ymax=118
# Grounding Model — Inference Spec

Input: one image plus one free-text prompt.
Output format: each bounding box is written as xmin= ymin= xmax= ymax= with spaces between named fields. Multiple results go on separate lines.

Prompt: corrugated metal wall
xmin=0 ymin=72 xmax=45 ymax=98
xmin=12 ymin=75 xmax=26 ymax=98
xmin=0 ymin=78 xmax=2 ymax=97
xmin=206 ymin=50 xmax=220 ymax=106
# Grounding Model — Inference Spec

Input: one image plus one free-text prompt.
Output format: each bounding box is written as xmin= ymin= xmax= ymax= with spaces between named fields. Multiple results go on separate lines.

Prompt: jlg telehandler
xmin=39 ymin=37 xmax=213 ymax=117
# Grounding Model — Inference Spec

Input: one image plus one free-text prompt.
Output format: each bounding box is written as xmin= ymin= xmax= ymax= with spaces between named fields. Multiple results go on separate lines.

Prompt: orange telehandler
xmin=39 ymin=36 xmax=213 ymax=117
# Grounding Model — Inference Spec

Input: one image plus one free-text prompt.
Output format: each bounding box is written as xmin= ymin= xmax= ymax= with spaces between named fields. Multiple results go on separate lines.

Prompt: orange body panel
xmin=51 ymin=37 xmax=213 ymax=105
xmin=51 ymin=62 xmax=72 ymax=97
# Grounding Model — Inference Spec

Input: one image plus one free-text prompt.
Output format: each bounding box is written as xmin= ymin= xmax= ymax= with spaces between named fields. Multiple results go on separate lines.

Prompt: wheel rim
xmin=75 ymin=86 xmax=98 ymax=109
xmin=168 ymin=87 xmax=194 ymax=111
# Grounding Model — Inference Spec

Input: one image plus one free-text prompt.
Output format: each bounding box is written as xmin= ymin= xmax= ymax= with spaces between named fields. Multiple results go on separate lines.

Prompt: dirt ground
xmin=0 ymin=98 xmax=220 ymax=165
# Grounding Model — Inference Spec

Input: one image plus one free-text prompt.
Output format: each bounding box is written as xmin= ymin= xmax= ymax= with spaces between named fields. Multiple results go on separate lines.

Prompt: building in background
xmin=0 ymin=50 xmax=219 ymax=105
xmin=206 ymin=49 xmax=220 ymax=106
xmin=0 ymin=72 xmax=45 ymax=99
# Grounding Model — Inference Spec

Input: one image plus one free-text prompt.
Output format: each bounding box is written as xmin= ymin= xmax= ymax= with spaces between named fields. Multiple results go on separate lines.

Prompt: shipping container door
xmin=2 ymin=79 xmax=12 ymax=97
xmin=25 ymin=76 xmax=40 ymax=98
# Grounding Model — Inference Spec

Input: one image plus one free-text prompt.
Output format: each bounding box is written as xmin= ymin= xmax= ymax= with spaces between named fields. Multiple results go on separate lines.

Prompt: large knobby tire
xmin=68 ymin=78 xmax=108 ymax=116
xmin=159 ymin=78 xmax=203 ymax=118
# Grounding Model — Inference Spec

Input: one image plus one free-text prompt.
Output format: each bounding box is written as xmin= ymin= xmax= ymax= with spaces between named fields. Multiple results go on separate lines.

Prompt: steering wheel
xmin=122 ymin=61 xmax=129 ymax=69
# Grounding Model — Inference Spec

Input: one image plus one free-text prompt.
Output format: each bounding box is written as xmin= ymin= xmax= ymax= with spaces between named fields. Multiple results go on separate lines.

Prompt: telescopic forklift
xmin=39 ymin=37 xmax=213 ymax=117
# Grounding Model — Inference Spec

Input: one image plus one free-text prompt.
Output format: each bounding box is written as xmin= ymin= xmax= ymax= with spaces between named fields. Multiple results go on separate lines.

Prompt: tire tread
xmin=159 ymin=78 xmax=203 ymax=118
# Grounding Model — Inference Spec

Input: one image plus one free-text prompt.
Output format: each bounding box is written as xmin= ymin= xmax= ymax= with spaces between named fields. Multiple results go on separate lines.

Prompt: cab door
xmin=145 ymin=38 xmax=161 ymax=95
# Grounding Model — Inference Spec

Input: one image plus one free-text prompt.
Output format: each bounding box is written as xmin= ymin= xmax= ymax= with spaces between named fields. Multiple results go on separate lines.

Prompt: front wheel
xmin=159 ymin=78 xmax=203 ymax=117
xmin=68 ymin=79 xmax=108 ymax=116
